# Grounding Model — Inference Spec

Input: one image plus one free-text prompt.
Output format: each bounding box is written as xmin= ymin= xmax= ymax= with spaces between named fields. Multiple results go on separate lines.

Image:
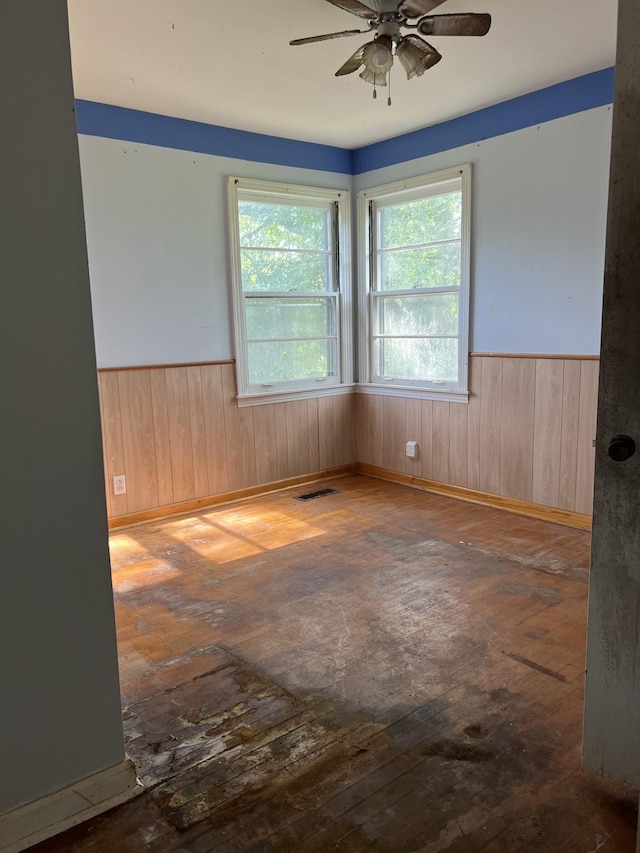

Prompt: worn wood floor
xmin=33 ymin=475 xmax=637 ymax=852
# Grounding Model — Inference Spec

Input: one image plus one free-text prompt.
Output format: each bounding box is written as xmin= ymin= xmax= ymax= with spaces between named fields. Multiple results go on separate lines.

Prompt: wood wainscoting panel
xmin=149 ymin=369 xmax=174 ymax=508
xmin=99 ymin=356 xmax=596 ymax=524
xmin=355 ymin=392 xmax=382 ymax=469
xmin=499 ymin=357 xmax=536 ymax=502
xmin=201 ymin=364 xmax=229 ymax=496
xmin=420 ymin=399 xmax=434 ymax=480
xmin=221 ymin=363 xmax=257 ymax=491
xmin=317 ymin=395 xmax=336 ymax=471
xmin=97 ymin=378 xmax=112 ymax=519
xmin=575 ymin=360 xmax=599 ymax=515
xmin=405 ymin=398 xmax=422 ymax=478
xmin=466 ymin=356 xmax=482 ymax=491
xmin=98 ymin=362 xmax=358 ymax=521
xmin=307 ymin=398 xmax=320 ymax=474
xmin=370 ymin=395 xmax=384 ymax=469
xmin=165 ymin=367 xmax=195 ymax=503
xmin=252 ymin=403 xmax=278 ymax=486
xmin=479 ymin=356 xmax=503 ymax=497
xmin=558 ymin=360 xmax=581 ymax=512
xmin=336 ymin=393 xmax=357 ymax=467
xmin=432 ymin=401 xmax=451 ymax=484
xmin=286 ymin=400 xmax=311 ymax=478
xmin=117 ymin=370 xmax=159 ymax=513
xmin=532 ymin=359 xmax=564 ymax=508
xmin=355 ymin=354 xmax=599 ymax=519
xmin=356 ymin=393 xmax=368 ymax=467
xmin=98 ymin=372 xmax=128 ymax=518
xmin=273 ymin=402 xmax=290 ymax=481
xmin=186 ymin=366 xmax=210 ymax=499
xmin=383 ymin=396 xmax=406 ymax=473
xmin=448 ymin=398 xmax=469 ymax=487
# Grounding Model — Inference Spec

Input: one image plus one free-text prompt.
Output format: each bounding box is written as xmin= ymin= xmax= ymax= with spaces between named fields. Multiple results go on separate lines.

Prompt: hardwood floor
xmin=33 ymin=475 xmax=636 ymax=852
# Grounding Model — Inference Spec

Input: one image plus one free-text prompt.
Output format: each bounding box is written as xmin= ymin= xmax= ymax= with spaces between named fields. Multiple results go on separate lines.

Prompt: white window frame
xmin=357 ymin=164 xmax=472 ymax=403
xmin=228 ymin=177 xmax=353 ymax=406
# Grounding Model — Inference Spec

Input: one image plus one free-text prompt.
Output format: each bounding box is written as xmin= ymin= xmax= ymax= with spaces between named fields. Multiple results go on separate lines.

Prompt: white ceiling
xmin=67 ymin=0 xmax=618 ymax=150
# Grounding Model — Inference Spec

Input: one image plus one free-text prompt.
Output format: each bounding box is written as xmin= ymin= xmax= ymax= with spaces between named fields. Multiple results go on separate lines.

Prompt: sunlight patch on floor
xmin=200 ymin=507 xmax=326 ymax=553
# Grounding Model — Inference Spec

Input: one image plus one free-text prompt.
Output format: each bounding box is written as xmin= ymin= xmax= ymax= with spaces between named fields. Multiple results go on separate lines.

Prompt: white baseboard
xmin=0 ymin=758 xmax=143 ymax=853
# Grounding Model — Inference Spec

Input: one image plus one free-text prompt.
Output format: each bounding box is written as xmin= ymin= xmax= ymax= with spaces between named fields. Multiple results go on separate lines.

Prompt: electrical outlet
xmin=406 ymin=441 xmax=419 ymax=459
xmin=113 ymin=474 xmax=127 ymax=495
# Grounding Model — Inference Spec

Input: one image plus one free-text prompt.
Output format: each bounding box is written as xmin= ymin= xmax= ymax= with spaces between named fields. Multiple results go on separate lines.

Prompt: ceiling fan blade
xmin=290 ymin=29 xmax=367 ymax=46
xmin=335 ymin=44 xmax=368 ymax=76
xmin=325 ymin=0 xmax=378 ymax=20
xmin=398 ymin=0 xmax=448 ymax=18
xmin=417 ymin=13 xmax=492 ymax=37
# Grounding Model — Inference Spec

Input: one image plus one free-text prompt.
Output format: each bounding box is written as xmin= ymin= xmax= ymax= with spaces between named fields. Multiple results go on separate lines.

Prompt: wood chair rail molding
xmin=470 ymin=353 xmax=599 ymax=360
xmin=98 ymin=359 xmax=236 ymax=373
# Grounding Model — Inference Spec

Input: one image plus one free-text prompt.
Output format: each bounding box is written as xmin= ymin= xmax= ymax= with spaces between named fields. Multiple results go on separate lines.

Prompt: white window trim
xmin=228 ymin=177 xmax=353 ymax=406
xmin=357 ymin=164 xmax=472 ymax=403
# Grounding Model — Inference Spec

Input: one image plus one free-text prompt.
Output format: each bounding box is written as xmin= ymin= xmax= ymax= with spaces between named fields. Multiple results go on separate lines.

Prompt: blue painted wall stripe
xmin=75 ymin=100 xmax=354 ymax=175
xmin=353 ymin=67 xmax=615 ymax=174
xmin=75 ymin=67 xmax=614 ymax=176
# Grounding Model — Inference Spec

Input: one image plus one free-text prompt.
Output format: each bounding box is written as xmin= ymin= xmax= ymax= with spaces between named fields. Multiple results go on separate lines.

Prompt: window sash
xmin=370 ymin=291 xmax=460 ymax=387
xmin=372 ymin=337 xmax=460 ymax=386
xmin=376 ymin=241 xmax=462 ymax=294
xmin=244 ymin=292 xmax=338 ymax=341
xmin=358 ymin=165 xmax=471 ymax=397
xmin=247 ymin=339 xmax=340 ymax=390
xmin=229 ymin=177 xmax=352 ymax=402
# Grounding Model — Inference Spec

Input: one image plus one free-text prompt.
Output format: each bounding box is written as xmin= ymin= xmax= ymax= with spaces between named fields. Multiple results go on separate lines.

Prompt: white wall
xmin=0 ymin=1 xmax=125 ymax=812
xmin=79 ymin=136 xmax=351 ymax=368
xmin=356 ymin=105 xmax=613 ymax=355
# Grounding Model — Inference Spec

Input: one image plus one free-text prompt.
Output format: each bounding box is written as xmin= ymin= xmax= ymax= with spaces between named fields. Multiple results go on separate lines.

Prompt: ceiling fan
xmin=290 ymin=0 xmax=491 ymax=103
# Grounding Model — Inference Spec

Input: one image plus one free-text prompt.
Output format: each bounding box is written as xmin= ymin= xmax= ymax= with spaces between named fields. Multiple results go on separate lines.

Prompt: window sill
xmin=236 ymin=383 xmax=356 ymax=407
xmin=356 ymin=383 xmax=469 ymax=404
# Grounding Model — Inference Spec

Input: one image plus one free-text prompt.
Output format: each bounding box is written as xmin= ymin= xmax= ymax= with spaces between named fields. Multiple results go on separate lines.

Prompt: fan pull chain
xmin=373 ymin=81 xmax=377 ymax=100
xmin=387 ymin=68 xmax=392 ymax=107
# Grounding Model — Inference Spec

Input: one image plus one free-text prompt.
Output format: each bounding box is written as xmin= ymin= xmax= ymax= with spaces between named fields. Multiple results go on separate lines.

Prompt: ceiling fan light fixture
xmin=362 ymin=38 xmax=393 ymax=73
xmin=396 ymin=38 xmax=439 ymax=79
xmin=359 ymin=67 xmax=389 ymax=87
xmin=291 ymin=1 xmax=491 ymax=100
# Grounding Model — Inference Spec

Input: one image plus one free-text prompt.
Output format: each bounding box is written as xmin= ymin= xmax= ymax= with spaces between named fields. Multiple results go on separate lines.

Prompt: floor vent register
xmin=294 ymin=488 xmax=340 ymax=502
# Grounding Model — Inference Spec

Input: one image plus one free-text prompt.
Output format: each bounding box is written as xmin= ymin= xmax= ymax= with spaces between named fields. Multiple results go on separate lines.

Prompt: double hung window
xmin=358 ymin=165 xmax=471 ymax=400
xmin=228 ymin=178 xmax=352 ymax=404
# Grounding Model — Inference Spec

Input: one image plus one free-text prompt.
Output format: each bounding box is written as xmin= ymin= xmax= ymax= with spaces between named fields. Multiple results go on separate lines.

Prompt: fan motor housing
xmin=377 ymin=20 xmax=402 ymax=38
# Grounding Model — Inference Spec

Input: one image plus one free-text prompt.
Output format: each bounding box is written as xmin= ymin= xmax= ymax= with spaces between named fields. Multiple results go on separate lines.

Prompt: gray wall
xmin=0 ymin=0 xmax=125 ymax=812
xmin=79 ymin=105 xmax=612 ymax=369
xmin=78 ymin=136 xmax=351 ymax=368
xmin=355 ymin=106 xmax=612 ymax=356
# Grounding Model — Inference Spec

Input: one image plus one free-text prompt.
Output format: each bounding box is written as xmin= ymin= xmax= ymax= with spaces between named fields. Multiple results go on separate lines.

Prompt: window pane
xmin=376 ymin=337 xmax=458 ymax=382
xmin=378 ymin=293 xmax=458 ymax=336
xmin=248 ymin=340 xmax=336 ymax=384
xmin=239 ymin=201 xmax=329 ymax=250
xmin=380 ymin=243 xmax=460 ymax=291
xmin=246 ymin=297 xmax=335 ymax=340
xmin=241 ymin=249 xmax=329 ymax=293
xmin=379 ymin=192 xmax=461 ymax=248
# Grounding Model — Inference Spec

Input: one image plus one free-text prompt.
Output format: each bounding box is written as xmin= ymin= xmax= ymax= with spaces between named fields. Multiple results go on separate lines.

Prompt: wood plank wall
xmin=98 ymin=355 xmax=599 ymax=522
xmin=357 ymin=355 xmax=599 ymax=516
xmin=98 ymin=362 xmax=357 ymax=519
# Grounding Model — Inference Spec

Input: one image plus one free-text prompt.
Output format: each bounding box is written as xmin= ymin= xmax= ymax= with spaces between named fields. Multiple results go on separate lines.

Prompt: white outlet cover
xmin=406 ymin=441 xmax=419 ymax=459
xmin=113 ymin=474 xmax=126 ymax=495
